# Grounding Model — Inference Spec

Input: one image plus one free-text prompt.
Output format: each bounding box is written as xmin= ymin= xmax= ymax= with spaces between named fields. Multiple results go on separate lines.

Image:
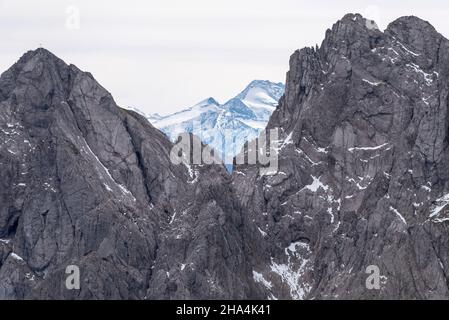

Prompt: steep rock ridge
xmin=233 ymin=14 xmax=449 ymax=299
xmin=0 ymin=49 xmax=255 ymax=299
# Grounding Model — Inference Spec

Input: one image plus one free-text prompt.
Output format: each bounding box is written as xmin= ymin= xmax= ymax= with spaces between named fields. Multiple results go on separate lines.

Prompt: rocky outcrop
xmin=0 ymin=49 xmax=255 ymax=299
xmin=233 ymin=14 xmax=449 ymax=299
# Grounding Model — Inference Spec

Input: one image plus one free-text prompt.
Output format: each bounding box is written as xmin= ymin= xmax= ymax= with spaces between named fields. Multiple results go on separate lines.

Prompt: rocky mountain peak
xmin=9 ymin=48 xmax=75 ymax=81
xmin=386 ymin=16 xmax=443 ymax=61
xmin=319 ymin=13 xmax=383 ymax=62
xmin=0 ymin=47 xmax=112 ymax=120
xmin=0 ymin=47 xmax=254 ymax=299
xmin=275 ymin=13 xmax=386 ymax=126
xmin=340 ymin=13 xmax=378 ymax=29
xmin=1 ymin=48 xmax=71 ymax=102
xmin=3 ymin=14 xmax=449 ymax=300
xmin=20 ymin=47 xmax=60 ymax=62
xmin=233 ymin=14 xmax=449 ymax=299
xmin=387 ymin=15 xmax=437 ymax=37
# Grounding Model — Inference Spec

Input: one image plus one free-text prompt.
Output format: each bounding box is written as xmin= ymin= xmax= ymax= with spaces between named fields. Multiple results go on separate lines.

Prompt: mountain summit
xmin=0 ymin=47 xmax=254 ymax=299
xmin=234 ymin=13 xmax=449 ymax=299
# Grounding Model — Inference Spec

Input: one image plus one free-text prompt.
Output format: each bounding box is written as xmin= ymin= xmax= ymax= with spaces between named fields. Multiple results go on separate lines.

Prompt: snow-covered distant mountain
xmin=147 ymin=80 xmax=285 ymax=170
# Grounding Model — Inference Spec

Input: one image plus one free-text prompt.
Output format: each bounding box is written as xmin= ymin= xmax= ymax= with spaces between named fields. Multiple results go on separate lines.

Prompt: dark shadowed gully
xmin=2 ymin=13 xmax=449 ymax=299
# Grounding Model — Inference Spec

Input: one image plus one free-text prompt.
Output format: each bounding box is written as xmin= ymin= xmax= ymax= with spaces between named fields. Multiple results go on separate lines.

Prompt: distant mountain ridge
xmin=147 ymin=80 xmax=285 ymax=169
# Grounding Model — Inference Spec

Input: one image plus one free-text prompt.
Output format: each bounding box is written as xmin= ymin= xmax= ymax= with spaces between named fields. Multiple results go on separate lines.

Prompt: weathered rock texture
xmin=0 ymin=48 xmax=256 ymax=299
xmin=2 ymin=13 xmax=449 ymax=300
xmin=234 ymin=14 xmax=449 ymax=299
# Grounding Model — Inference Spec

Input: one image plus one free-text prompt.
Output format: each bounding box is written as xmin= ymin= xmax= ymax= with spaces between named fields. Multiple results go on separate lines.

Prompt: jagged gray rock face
xmin=0 ymin=49 xmax=256 ymax=299
xmin=233 ymin=14 xmax=449 ymax=299
xmin=3 ymin=13 xmax=449 ymax=300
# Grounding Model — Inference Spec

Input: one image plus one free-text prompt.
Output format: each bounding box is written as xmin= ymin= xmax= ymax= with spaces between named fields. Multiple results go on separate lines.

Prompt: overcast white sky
xmin=1 ymin=0 xmax=449 ymax=115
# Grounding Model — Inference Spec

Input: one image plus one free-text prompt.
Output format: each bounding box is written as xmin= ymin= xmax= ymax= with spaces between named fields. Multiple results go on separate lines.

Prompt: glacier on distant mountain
xmin=147 ymin=80 xmax=285 ymax=171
